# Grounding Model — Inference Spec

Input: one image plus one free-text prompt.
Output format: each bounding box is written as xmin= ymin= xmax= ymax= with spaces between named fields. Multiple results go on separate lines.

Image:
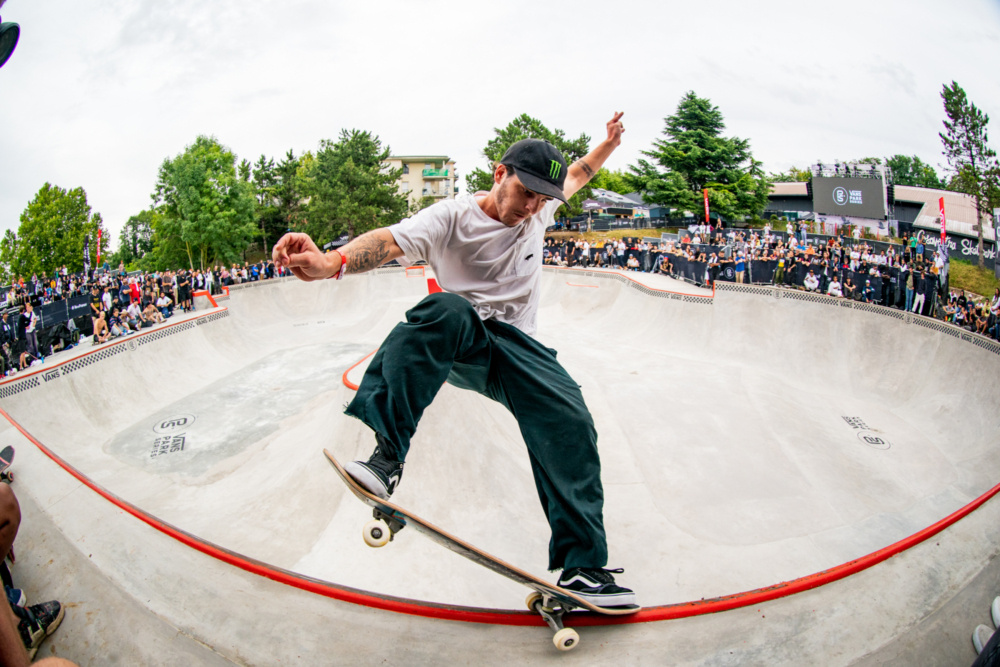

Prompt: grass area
xmin=948 ymin=259 xmax=1000 ymax=298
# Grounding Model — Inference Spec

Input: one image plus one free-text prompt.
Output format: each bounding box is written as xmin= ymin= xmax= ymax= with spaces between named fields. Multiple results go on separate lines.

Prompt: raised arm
xmin=272 ymin=227 xmax=405 ymax=282
xmin=562 ymin=112 xmax=625 ymax=200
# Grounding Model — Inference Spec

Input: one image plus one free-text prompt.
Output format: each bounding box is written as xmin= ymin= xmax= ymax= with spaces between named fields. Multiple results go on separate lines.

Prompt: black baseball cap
xmin=500 ymin=139 xmax=568 ymax=203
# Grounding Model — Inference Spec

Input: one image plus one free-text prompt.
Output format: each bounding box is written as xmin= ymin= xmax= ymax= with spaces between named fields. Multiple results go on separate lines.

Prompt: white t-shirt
xmin=389 ymin=194 xmax=560 ymax=335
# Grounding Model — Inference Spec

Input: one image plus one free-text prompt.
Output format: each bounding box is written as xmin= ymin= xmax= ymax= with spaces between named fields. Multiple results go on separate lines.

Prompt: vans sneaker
xmin=557 ymin=567 xmax=637 ymax=608
xmin=343 ymin=434 xmax=404 ymax=500
xmin=15 ymin=600 xmax=64 ymax=659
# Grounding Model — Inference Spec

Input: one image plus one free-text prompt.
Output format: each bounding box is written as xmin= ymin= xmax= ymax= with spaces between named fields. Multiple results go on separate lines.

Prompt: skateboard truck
xmin=363 ymin=509 xmax=406 ymax=548
xmin=526 ymin=592 xmax=580 ymax=651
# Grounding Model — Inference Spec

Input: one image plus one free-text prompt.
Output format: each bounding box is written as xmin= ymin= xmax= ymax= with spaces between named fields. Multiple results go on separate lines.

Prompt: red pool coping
xmin=1 ymin=277 xmax=998 ymax=627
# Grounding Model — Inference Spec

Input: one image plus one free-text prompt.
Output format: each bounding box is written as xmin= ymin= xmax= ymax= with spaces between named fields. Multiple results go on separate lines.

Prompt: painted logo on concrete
xmin=841 ymin=416 xmax=891 ymax=450
xmin=153 ymin=414 xmax=196 ymax=434
xmin=856 ymin=430 xmax=891 ymax=450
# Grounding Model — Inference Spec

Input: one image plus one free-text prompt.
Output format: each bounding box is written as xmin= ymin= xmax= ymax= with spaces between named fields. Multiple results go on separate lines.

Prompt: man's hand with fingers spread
xmin=272 ymin=233 xmax=339 ymax=282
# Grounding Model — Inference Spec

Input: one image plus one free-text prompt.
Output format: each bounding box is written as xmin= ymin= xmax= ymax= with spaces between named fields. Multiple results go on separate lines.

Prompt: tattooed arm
xmin=272 ymin=228 xmax=404 ymax=282
xmin=563 ymin=111 xmax=626 ymax=200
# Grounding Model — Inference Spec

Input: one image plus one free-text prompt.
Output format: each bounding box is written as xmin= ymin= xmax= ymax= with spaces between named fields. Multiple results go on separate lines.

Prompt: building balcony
xmin=422 ymin=168 xmax=451 ymax=179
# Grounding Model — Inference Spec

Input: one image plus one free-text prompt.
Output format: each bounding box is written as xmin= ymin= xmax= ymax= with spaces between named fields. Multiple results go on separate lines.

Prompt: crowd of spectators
xmin=544 ymin=227 xmax=1000 ymax=342
xmin=0 ymin=259 xmax=289 ymax=376
xmin=0 ymin=258 xmax=297 ymax=661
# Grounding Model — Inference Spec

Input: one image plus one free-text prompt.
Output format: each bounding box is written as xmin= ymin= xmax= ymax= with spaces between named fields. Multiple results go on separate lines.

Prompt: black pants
xmin=345 ymin=293 xmax=607 ymax=571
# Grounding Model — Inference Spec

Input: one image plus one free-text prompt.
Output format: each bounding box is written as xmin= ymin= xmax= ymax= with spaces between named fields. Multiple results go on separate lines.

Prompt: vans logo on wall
xmin=42 ymin=369 xmax=61 ymax=383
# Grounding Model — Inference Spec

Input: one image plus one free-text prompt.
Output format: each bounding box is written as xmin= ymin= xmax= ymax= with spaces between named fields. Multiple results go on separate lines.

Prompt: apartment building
xmin=384 ymin=155 xmax=458 ymax=206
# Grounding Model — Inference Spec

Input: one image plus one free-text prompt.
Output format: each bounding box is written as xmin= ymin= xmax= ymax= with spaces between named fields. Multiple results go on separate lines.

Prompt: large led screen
xmin=812 ymin=177 xmax=887 ymax=219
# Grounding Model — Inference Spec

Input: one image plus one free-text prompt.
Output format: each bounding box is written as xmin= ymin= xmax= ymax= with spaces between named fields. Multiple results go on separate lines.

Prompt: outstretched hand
xmin=272 ymin=233 xmax=337 ymax=282
xmin=606 ymin=111 xmax=625 ymax=148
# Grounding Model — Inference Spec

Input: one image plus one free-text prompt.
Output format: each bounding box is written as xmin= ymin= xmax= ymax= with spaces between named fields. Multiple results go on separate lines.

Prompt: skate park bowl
xmin=2 ymin=265 xmax=1000 ymax=665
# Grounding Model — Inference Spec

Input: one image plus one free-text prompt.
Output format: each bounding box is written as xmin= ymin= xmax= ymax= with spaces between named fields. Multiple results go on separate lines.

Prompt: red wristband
xmin=333 ymin=250 xmax=347 ymax=280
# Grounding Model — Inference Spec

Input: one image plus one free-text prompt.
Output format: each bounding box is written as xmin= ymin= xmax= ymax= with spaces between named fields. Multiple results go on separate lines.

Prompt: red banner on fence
xmin=703 ymin=189 xmax=710 ymax=224
xmin=938 ymin=197 xmax=947 ymax=243
xmin=97 ymin=229 xmax=102 ymax=266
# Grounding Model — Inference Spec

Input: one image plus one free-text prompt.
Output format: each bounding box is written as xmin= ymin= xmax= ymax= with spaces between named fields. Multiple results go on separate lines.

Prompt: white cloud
xmin=0 ymin=0 xmax=998 ymax=242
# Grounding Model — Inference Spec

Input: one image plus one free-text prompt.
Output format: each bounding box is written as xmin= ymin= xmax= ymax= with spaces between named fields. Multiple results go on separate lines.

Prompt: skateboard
xmin=324 ymin=449 xmax=639 ymax=651
xmin=0 ymin=445 xmax=13 ymax=484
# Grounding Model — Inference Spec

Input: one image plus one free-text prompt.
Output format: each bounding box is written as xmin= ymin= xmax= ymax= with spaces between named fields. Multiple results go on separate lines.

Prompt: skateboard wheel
xmin=553 ymin=627 xmax=579 ymax=651
xmin=525 ymin=592 xmax=543 ymax=612
xmin=363 ymin=519 xmax=391 ymax=548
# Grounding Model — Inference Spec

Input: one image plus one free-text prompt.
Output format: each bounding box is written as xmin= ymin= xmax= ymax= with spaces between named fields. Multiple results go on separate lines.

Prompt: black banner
xmin=37 ymin=295 xmax=90 ymax=328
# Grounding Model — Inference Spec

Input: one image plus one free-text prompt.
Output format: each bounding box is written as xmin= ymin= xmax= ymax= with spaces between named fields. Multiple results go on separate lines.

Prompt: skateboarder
xmin=273 ymin=113 xmax=636 ymax=608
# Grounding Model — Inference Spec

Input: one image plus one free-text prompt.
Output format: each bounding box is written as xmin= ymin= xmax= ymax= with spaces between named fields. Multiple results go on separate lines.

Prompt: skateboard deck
xmin=324 ymin=448 xmax=638 ymax=648
xmin=0 ymin=445 xmax=13 ymax=483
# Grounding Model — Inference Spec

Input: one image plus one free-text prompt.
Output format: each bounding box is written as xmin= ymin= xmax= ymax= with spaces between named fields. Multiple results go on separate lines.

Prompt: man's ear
xmin=494 ymin=163 xmax=508 ymax=185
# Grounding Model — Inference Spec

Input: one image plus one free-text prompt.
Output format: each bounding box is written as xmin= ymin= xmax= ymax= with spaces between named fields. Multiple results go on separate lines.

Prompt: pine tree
xmin=299 ymin=130 xmax=409 ymax=244
xmin=629 ymin=92 xmax=769 ymax=223
xmin=939 ymin=81 xmax=999 ymax=267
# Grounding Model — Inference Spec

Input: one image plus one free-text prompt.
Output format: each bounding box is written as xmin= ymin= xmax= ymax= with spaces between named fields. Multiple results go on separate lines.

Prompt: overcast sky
xmin=1 ymin=0 xmax=998 ymax=242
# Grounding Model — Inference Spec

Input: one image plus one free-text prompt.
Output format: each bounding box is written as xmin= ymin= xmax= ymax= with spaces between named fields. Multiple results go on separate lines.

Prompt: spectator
xmin=101 ymin=286 xmax=112 ymax=314
xmin=827 ymin=275 xmax=843 ymax=297
xmin=126 ymin=300 xmax=144 ymax=329
xmin=156 ymin=293 xmax=174 ymax=318
xmin=904 ymin=269 xmax=915 ymax=312
xmin=1 ymin=484 xmax=77 ymax=666
xmin=991 ymin=289 xmax=1000 ymax=341
xmin=803 ymin=270 xmax=819 ymax=292
xmin=861 ymin=280 xmax=875 ymax=303
xmin=735 ymin=254 xmax=746 ymax=284
xmin=92 ymin=311 xmax=110 ymax=344
xmin=912 ymin=271 xmax=927 ymax=314
xmin=143 ymin=301 xmax=165 ymax=324
xmin=843 ymin=276 xmax=856 ymax=300
xmin=19 ymin=304 xmax=40 ymax=363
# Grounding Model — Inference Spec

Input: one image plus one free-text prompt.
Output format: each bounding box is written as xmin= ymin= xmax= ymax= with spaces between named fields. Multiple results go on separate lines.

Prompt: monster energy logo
xmin=549 ymin=160 xmax=561 ymax=180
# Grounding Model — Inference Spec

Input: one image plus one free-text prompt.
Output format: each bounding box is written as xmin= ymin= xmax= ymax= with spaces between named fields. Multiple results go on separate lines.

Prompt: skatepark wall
xmin=0 ymin=265 xmax=998 ymax=664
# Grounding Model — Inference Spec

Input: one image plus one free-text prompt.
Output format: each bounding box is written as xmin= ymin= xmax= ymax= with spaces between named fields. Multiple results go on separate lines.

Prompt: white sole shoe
xmin=343 ymin=461 xmax=390 ymax=500
xmin=974 ymin=624 xmax=996 ymax=655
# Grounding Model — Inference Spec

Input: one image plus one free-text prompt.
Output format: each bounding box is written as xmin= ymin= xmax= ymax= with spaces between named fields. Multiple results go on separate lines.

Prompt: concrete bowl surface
xmin=1 ymin=266 xmax=998 ymax=665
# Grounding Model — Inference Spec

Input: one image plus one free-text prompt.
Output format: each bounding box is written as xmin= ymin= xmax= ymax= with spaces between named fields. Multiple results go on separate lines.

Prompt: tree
xmin=115 ymin=209 xmax=157 ymax=268
xmin=767 ymin=166 xmax=813 ymax=183
xmin=885 ymin=154 xmax=946 ymax=189
xmin=152 ymin=135 xmax=258 ymax=270
xmin=409 ymin=195 xmax=437 ymax=214
xmin=590 ymin=167 xmax=634 ymax=195
xmin=297 ymin=130 xmax=409 ymax=244
xmin=0 ymin=183 xmax=110 ymax=282
xmin=467 ymin=114 xmax=592 ymax=218
xmin=628 ymin=91 xmax=770 ymax=222
xmin=248 ymin=154 xmax=289 ymax=257
xmin=939 ymin=81 xmax=999 ymax=267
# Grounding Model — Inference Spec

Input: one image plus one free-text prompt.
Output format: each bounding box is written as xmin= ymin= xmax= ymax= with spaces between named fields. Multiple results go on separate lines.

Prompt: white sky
xmin=1 ymin=0 xmax=998 ymax=243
